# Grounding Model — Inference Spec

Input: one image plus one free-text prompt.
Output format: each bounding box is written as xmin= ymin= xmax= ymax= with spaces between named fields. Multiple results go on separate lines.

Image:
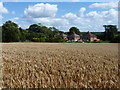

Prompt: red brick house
xmin=67 ymin=32 xmax=80 ymax=41
xmin=54 ymin=33 xmax=68 ymax=40
xmin=54 ymin=31 xmax=99 ymax=42
xmin=81 ymin=31 xmax=99 ymax=42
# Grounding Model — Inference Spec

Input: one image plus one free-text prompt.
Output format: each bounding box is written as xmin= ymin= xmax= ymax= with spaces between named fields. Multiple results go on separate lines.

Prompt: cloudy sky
xmin=0 ymin=2 xmax=118 ymax=32
xmin=1 ymin=0 xmax=120 ymax=2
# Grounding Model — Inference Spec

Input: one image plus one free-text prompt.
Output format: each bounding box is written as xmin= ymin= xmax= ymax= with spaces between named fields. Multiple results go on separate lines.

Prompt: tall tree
xmin=69 ymin=27 xmax=80 ymax=35
xmin=28 ymin=24 xmax=40 ymax=32
xmin=0 ymin=26 xmax=2 ymax=42
xmin=2 ymin=21 xmax=20 ymax=42
xmin=103 ymin=25 xmax=118 ymax=41
xmin=19 ymin=27 xmax=27 ymax=41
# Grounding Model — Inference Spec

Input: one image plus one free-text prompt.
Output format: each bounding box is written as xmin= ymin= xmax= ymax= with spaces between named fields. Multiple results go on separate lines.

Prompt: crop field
xmin=1 ymin=43 xmax=119 ymax=88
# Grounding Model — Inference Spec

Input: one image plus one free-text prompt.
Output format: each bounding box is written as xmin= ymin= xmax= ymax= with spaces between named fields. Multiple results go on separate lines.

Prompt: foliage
xmin=110 ymin=35 xmax=120 ymax=43
xmin=53 ymin=36 xmax=66 ymax=42
xmin=2 ymin=21 xmax=20 ymax=42
xmin=0 ymin=26 xmax=2 ymax=42
xmin=103 ymin=25 xmax=118 ymax=41
xmin=2 ymin=20 xmax=120 ymax=43
xmin=32 ymin=38 xmax=45 ymax=42
xmin=69 ymin=27 xmax=81 ymax=35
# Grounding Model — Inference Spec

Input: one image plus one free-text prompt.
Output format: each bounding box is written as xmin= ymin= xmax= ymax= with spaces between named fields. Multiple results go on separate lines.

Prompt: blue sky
xmin=1 ymin=0 xmax=120 ymax=2
xmin=3 ymin=2 xmax=94 ymax=18
xmin=1 ymin=2 xmax=118 ymax=32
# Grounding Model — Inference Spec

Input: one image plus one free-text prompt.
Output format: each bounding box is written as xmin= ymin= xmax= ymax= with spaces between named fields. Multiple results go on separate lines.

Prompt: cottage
xmin=67 ymin=32 xmax=80 ymax=41
xmin=82 ymin=31 xmax=99 ymax=42
xmin=54 ymin=32 xmax=68 ymax=40
xmin=60 ymin=33 xmax=68 ymax=40
xmin=54 ymin=31 xmax=99 ymax=42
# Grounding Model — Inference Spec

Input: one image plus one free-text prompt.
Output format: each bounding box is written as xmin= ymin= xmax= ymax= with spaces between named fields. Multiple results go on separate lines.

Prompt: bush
xmin=32 ymin=38 xmax=45 ymax=42
xmin=53 ymin=37 xmax=66 ymax=42
xmin=110 ymin=35 xmax=120 ymax=43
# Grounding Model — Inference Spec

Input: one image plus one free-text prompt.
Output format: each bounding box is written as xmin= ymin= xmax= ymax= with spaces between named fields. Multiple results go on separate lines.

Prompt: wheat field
xmin=1 ymin=43 xmax=119 ymax=88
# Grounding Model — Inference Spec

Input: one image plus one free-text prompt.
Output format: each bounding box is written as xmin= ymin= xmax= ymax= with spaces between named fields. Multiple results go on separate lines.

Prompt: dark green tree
xmin=103 ymin=25 xmax=118 ymax=41
xmin=52 ymin=36 xmax=65 ymax=42
xmin=111 ymin=35 xmax=120 ymax=43
xmin=28 ymin=24 xmax=54 ymax=39
xmin=19 ymin=27 xmax=27 ymax=41
xmin=2 ymin=21 xmax=20 ymax=42
xmin=0 ymin=26 xmax=2 ymax=42
xmin=69 ymin=27 xmax=80 ymax=35
xmin=28 ymin=24 xmax=40 ymax=32
xmin=26 ymin=31 xmax=37 ymax=41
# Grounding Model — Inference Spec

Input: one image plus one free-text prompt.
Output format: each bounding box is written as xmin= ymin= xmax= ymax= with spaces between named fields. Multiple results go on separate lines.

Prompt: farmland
xmin=2 ymin=43 xmax=119 ymax=88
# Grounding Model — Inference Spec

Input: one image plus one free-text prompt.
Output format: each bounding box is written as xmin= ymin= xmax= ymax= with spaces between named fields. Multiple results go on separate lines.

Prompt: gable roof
xmin=68 ymin=32 xmax=80 ymax=37
xmin=83 ymin=31 xmax=97 ymax=37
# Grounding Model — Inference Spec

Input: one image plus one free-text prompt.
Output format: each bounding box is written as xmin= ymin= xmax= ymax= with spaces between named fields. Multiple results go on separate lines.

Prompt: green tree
xmin=49 ymin=27 xmax=58 ymax=31
xmin=28 ymin=24 xmax=54 ymax=39
xmin=103 ymin=25 xmax=118 ymax=41
xmin=0 ymin=26 xmax=2 ymax=42
xmin=69 ymin=27 xmax=80 ymax=35
xmin=111 ymin=34 xmax=120 ymax=43
xmin=53 ymin=36 xmax=66 ymax=42
xmin=28 ymin=24 xmax=40 ymax=32
xmin=19 ymin=27 xmax=27 ymax=41
xmin=38 ymin=26 xmax=53 ymax=38
xmin=2 ymin=21 xmax=20 ymax=42
xmin=26 ymin=31 xmax=37 ymax=41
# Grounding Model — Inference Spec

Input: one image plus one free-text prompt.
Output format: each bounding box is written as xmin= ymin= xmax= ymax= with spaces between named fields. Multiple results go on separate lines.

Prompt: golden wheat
xmin=2 ymin=43 xmax=118 ymax=88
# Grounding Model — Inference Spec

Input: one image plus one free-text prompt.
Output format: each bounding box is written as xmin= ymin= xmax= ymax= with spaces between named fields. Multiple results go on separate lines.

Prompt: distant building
xmin=54 ymin=32 xmax=68 ymax=40
xmin=82 ymin=31 xmax=99 ymax=42
xmin=67 ymin=32 xmax=80 ymax=41
xmin=60 ymin=33 xmax=68 ymax=40
xmin=54 ymin=31 xmax=100 ymax=42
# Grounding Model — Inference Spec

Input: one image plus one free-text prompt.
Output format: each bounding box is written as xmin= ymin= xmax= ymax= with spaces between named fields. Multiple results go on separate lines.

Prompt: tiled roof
xmin=61 ymin=33 xmax=67 ymax=37
xmin=83 ymin=31 xmax=97 ymax=37
xmin=68 ymin=32 xmax=80 ymax=37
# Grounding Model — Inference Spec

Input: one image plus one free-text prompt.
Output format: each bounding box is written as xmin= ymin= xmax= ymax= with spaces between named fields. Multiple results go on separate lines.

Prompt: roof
xmin=63 ymin=34 xmax=67 ymax=37
xmin=83 ymin=31 xmax=97 ymax=37
xmin=60 ymin=33 xmax=67 ymax=37
xmin=68 ymin=32 xmax=80 ymax=37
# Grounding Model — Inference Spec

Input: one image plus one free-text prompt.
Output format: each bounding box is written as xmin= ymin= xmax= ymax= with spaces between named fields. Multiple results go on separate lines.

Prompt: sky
xmin=0 ymin=2 xmax=119 ymax=32
xmin=1 ymin=0 xmax=120 ymax=2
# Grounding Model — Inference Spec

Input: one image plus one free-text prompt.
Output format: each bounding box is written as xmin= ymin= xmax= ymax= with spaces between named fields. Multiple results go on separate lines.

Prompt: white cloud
xmin=11 ymin=17 xmax=19 ymax=21
xmin=11 ymin=11 xmax=15 ymax=15
xmin=24 ymin=17 xmax=69 ymax=28
xmin=77 ymin=7 xmax=86 ymax=17
xmin=8 ymin=17 xmax=19 ymax=26
xmin=24 ymin=3 xmax=58 ymax=18
xmin=0 ymin=2 xmax=9 ymax=21
xmin=0 ymin=15 xmax=3 ymax=19
xmin=89 ymin=2 xmax=118 ymax=9
xmin=21 ymin=3 xmax=118 ymax=32
xmin=1 ymin=0 xmax=120 ymax=2
xmin=63 ymin=8 xmax=117 ymax=32
xmin=62 ymin=13 xmax=77 ymax=19
xmin=86 ymin=11 xmax=102 ymax=18
xmin=0 ymin=2 xmax=9 ymax=14
xmin=67 ymin=0 xmax=80 ymax=1
xmin=85 ymin=8 xmax=117 ymax=31
xmin=51 ymin=18 xmax=69 ymax=27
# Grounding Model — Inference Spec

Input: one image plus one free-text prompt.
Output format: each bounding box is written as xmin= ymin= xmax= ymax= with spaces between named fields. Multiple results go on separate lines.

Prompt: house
xmin=67 ymin=32 xmax=80 ymax=41
xmin=54 ymin=31 xmax=99 ymax=42
xmin=82 ymin=31 xmax=99 ymax=42
xmin=54 ymin=32 xmax=68 ymax=40
xmin=60 ymin=33 xmax=68 ymax=40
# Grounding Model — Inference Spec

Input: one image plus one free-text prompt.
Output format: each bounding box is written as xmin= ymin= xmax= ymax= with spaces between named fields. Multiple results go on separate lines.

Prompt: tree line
xmin=1 ymin=20 xmax=120 ymax=43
